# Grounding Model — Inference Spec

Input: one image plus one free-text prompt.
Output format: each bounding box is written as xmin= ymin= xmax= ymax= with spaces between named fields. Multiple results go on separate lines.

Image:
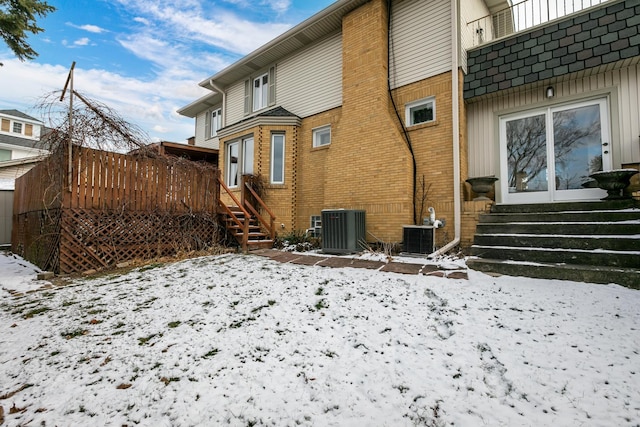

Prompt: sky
xmin=0 ymin=0 xmax=334 ymax=144
xmin=1 ymin=250 xmax=639 ymax=425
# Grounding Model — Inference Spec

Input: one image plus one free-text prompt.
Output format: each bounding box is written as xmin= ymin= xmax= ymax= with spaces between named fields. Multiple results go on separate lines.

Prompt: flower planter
xmin=466 ymin=176 xmax=498 ymax=201
xmin=589 ymin=169 xmax=639 ymax=200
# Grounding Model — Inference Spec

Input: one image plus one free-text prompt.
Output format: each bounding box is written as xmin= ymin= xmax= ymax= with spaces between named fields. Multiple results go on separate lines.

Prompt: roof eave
xmin=177 ymin=92 xmax=223 ymax=118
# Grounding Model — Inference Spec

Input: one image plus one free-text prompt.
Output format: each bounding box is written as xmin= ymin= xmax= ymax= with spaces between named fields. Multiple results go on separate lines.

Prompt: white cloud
xmin=0 ymin=58 xmax=207 ymax=143
xmin=74 ymin=37 xmax=91 ymax=46
xmin=133 ymin=17 xmax=150 ymax=26
xmin=67 ymin=23 xmax=108 ymax=33
xmin=113 ymin=0 xmax=291 ymax=55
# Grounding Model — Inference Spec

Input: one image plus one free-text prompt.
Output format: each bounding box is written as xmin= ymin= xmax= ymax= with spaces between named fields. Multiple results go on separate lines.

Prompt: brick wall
xmin=464 ymin=0 xmax=640 ymax=99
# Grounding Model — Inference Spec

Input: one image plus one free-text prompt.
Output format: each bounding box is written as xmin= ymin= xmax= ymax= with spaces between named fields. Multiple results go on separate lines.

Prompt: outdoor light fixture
xmin=546 ymin=86 xmax=554 ymax=98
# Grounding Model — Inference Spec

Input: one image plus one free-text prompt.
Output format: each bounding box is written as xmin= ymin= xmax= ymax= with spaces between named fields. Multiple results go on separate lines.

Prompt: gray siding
xmin=464 ymin=0 xmax=640 ymax=99
xmin=467 ymin=63 xmax=640 ymax=177
xmin=0 ymin=190 xmax=13 ymax=245
xmin=277 ymin=32 xmax=342 ymax=118
xmin=389 ymin=0 xmax=452 ymax=89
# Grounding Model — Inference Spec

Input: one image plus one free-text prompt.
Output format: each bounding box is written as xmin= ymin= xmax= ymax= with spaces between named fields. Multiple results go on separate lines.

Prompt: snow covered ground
xmin=0 ymin=251 xmax=639 ymax=426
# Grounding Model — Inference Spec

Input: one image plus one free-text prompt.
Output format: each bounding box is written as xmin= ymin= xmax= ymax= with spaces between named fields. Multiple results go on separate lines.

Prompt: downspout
xmin=430 ymin=0 xmax=461 ymax=257
xmin=387 ymin=0 xmax=418 ymax=225
xmin=209 ymin=79 xmax=226 ymax=126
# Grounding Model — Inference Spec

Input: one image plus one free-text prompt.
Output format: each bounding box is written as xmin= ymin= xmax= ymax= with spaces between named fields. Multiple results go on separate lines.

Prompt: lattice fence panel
xmin=58 ymin=208 xmax=222 ymax=274
xmin=12 ymin=209 xmax=62 ymax=273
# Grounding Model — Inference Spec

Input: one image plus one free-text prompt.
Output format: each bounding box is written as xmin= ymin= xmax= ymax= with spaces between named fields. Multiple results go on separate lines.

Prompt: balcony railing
xmin=466 ymin=0 xmax=613 ymax=47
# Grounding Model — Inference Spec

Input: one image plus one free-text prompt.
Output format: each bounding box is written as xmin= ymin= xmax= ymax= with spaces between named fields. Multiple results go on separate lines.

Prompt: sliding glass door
xmin=499 ymin=98 xmax=610 ymax=203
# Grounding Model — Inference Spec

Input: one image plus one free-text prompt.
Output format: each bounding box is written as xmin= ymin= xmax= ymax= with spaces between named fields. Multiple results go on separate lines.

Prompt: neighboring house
xmin=0 ymin=109 xmax=49 ymax=245
xmin=179 ymin=0 xmax=638 ymax=252
xmin=0 ymin=109 xmax=49 ymax=183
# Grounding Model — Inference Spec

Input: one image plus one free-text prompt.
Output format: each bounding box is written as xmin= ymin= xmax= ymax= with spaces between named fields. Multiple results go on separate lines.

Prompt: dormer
xmin=0 ymin=109 xmax=42 ymax=141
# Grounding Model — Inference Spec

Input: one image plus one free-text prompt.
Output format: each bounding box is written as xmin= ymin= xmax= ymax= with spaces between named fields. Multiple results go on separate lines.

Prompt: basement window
xmin=406 ymin=97 xmax=435 ymax=127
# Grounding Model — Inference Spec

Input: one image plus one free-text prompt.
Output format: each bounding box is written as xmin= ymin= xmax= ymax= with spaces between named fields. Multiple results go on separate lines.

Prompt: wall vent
xmin=321 ymin=209 xmax=366 ymax=254
xmin=402 ymin=225 xmax=435 ymax=255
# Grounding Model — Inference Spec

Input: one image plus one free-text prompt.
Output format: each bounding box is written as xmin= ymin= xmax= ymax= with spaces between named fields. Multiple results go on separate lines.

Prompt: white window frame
xmin=12 ymin=121 xmax=23 ymax=134
xmin=312 ymin=125 xmax=331 ymax=148
xmin=225 ymin=136 xmax=254 ymax=187
xmin=210 ymin=108 xmax=222 ymax=138
xmin=253 ymin=72 xmax=269 ymax=112
xmin=244 ymin=66 xmax=276 ymax=115
xmin=270 ymin=133 xmax=285 ymax=184
xmin=405 ymin=96 xmax=435 ymax=127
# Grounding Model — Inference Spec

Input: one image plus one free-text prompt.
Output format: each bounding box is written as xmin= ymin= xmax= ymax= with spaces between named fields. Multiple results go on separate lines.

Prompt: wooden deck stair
xmin=218 ymin=175 xmax=277 ymax=252
xmin=223 ymin=206 xmax=274 ymax=250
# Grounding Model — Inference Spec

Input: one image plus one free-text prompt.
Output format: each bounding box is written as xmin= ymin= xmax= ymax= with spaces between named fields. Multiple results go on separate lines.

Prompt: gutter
xmin=209 ymin=79 xmax=227 ymax=127
xmin=430 ymin=0 xmax=461 ymax=258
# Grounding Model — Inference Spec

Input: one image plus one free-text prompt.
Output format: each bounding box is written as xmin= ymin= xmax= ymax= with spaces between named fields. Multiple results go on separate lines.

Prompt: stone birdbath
xmin=466 ymin=176 xmax=499 ymax=201
xmin=589 ymin=169 xmax=639 ymax=200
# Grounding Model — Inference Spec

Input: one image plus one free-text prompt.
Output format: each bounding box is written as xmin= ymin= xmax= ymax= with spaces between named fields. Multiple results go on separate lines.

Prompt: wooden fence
xmin=12 ymin=145 xmax=220 ymax=273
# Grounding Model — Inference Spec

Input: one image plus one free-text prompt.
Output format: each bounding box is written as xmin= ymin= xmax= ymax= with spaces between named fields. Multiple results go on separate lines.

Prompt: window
xmin=308 ymin=215 xmax=322 ymax=237
xmin=406 ymin=97 xmax=435 ymax=126
xmin=25 ymin=123 xmax=33 ymax=136
xmin=210 ymin=108 xmax=222 ymax=138
xmin=271 ymin=134 xmax=285 ymax=184
xmin=244 ymin=66 xmax=276 ymax=115
xmin=253 ymin=73 xmax=269 ymax=112
xmin=225 ymin=137 xmax=254 ymax=187
xmin=0 ymin=149 xmax=11 ymax=162
xmin=1 ymin=118 xmax=10 ymax=132
xmin=12 ymin=122 xmax=22 ymax=134
xmin=312 ymin=125 xmax=331 ymax=147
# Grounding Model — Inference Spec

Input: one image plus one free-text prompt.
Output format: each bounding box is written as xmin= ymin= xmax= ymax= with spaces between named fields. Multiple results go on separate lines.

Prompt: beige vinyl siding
xmin=389 ymin=0 xmax=451 ymax=90
xmin=460 ymin=0 xmax=491 ymax=73
xmin=226 ymin=80 xmax=246 ymax=126
xmin=194 ymin=111 xmax=220 ymax=150
xmin=194 ymin=111 xmax=207 ymax=145
xmin=467 ymin=64 xmax=640 ymax=177
xmin=277 ymin=32 xmax=342 ymax=118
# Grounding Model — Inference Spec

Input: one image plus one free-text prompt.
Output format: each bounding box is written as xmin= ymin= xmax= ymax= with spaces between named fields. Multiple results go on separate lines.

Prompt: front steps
xmin=466 ymin=200 xmax=640 ymax=289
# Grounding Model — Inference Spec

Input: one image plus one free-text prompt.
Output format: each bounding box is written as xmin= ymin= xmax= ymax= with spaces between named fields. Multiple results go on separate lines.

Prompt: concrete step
xmin=469 ymin=245 xmax=640 ymax=268
xmin=473 ymin=234 xmax=639 ymax=251
xmin=478 ymin=210 xmax=640 ymax=223
xmin=475 ymin=222 xmax=640 ymax=235
xmin=466 ymin=257 xmax=640 ymax=289
xmin=491 ymin=199 xmax=639 ymax=213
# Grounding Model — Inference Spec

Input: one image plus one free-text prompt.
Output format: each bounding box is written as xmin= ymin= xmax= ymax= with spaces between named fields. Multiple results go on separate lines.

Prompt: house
xmin=178 ymin=0 xmax=514 ymax=250
xmin=0 ymin=109 xmax=48 ymax=182
xmin=179 ymin=0 xmax=640 ymax=284
xmin=0 ymin=109 xmax=49 ymax=246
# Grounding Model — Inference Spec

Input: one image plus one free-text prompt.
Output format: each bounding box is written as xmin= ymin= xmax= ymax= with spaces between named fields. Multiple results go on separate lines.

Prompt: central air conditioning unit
xmin=321 ymin=209 xmax=366 ymax=254
xmin=402 ymin=225 xmax=435 ymax=255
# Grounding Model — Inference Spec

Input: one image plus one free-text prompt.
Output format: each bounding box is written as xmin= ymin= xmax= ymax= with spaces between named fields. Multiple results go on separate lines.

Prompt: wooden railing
xmin=217 ymin=174 xmax=277 ymax=251
xmin=242 ymin=175 xmax=276 ymax=241
xmin=217 ymin=176 xmax=251 ymax=250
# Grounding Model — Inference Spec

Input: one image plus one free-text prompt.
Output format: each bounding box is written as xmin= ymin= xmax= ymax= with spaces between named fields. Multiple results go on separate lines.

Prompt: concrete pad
xmin=446 ymin=271 xmax=469 ymax=280
xmin=318 ymin=258 xmax=385 ymax=270
xmin=252 ymin=249 xmax=283 ymax=259
xmin=291 ymin=256 xmax=328 ymax=266
xmin=267 ymin=252 xmax=303 ymax=263
xmin=422 ymin=270 xmax=445 ymax=278
xmin=380 ymin=263 xmax=423 ymax=275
